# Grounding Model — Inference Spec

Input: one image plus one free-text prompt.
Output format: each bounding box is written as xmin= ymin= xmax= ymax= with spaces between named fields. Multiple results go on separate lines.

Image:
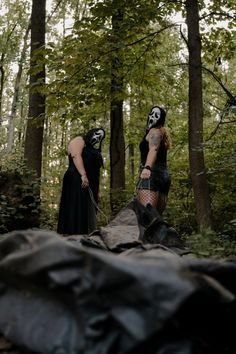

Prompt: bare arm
xmin=140 ymin=129 xmax=162 ymax=179
xmin=68 ymin=136 xmax=89 ymax=188
xmin=146 ymin=128 xmax=162 ymax=166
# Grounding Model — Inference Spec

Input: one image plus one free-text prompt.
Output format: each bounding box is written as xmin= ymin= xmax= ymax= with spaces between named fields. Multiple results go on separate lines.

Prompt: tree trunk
xmin=0 ymin=55 xmax=4 ymax=125
xmin=7 ymin=23 xmax=30 ymax=153
xmin=186 ymin=0 xmax=212 ymax=231
xmin=129 ymin=143 xmax=135 ymax=178
xmin=128 ymin=99 xmax=135 ymax=179
xmin=24 ymin=0 xmax=46 ymax=179
xmin=0 ymin=23 xmax=18 ymax=126
xmin=110 ymin=5 xmax=125 ymax=212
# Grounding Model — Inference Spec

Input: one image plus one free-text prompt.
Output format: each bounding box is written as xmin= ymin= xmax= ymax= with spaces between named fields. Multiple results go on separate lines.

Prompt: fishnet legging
xmin=137 ymin=188 xmax=167 ymax=215
xmin=137 ymin=189 xmax=158 ymax=208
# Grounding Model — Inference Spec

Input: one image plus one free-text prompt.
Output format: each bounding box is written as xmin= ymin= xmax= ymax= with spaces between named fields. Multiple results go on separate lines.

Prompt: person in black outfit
xmin=137 ymin=106 xmax=171 ymax=215
xmin=57 ymin=128 xmax=105 ymax=235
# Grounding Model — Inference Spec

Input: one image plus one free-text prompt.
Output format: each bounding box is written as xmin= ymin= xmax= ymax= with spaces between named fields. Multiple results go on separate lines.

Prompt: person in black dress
xmin=137 ymin=106 xmax=171 ymax=215
xmin=57 ymin=128 xmax=105 ymax=235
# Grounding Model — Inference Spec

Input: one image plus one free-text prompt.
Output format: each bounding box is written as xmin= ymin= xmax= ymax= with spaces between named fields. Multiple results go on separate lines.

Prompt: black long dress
xmin=57 ymin=145 xmax=103 ymax=235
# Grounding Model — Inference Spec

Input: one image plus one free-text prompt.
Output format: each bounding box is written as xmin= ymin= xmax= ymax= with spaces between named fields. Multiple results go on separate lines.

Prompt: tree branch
xmin=46 ymin=0 xmax=64 ymax=24
xmin=202 ymin=65 xmax=236 ymax=104
xmin=179 ymin=24 xmax=188 ymax=49
xmin=200 ymin=11 xmax=236 ymax=22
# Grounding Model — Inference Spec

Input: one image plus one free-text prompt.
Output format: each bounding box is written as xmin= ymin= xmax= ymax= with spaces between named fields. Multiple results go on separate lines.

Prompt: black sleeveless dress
xmin=57 ymin=145 xmax=103 ymax=235
xmin=137 ymin=133 xmax=171 ymax=195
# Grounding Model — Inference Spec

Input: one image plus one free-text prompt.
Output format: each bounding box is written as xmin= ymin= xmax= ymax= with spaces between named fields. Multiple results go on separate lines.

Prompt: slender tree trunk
xmin=186 ymin=0 xmax=212 ymax=230
xmin=24 ymin=0 xmax=46 ymax=179
xmin=129 ymin=143 xmax=135 ymax=178
xmin=110 ymin=4 xmax=125 ymax=212
xmin=0 ymin=24 xmax=17 ymax=126
xmin=7 ymin=24 xmax=30 ymax=152
xmin=18 ymin=103 xmax=25 ymax=148
xmin=0 ymin=54 xmax=5 ymax=125
xmin=128 ymin=99 xmax=135 ymax=178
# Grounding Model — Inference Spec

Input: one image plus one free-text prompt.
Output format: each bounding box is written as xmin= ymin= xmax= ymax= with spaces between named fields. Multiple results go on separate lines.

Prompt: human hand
xmin=81 ymin=174 xmax=89 ymax=188
xmin=140 ymin=168 xmax=151 ymax=179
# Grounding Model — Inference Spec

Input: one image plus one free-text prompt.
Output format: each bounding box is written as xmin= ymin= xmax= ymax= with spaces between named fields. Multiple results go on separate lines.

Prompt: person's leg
xmin=156 ymin=193 xmax=167 ymax=215
xmin=155 ymin=169 xmax=171 ymax=215
xmin=137 ymin=189 xmax=159 ymax=208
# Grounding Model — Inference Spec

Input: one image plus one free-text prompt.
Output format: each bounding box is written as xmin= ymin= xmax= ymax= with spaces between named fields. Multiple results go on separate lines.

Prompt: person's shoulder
xmin=69 ymin=136 xmax=84 ymax=145
xmin=148 ymin=127 xmax=162 ymax=137
xmin=68 ymin=136 xmax=85 ymax=154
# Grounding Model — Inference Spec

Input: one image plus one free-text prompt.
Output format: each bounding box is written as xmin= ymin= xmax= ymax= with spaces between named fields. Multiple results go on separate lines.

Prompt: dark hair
xmin=150 ymin=106 xmax=166 ymax=126
xmin=83 ymin=128 xmax=105 ymax=151
xmin=145 ymin=106 xmax=167 ymax=135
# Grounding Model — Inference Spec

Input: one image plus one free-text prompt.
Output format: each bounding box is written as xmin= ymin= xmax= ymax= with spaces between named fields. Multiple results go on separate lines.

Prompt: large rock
xmin=0 ymin=228 xmax=235 ymax=354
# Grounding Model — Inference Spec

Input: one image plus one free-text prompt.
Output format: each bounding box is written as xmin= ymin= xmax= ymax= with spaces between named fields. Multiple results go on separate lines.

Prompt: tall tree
xmin=186 ymin=0 xmax=212 ymax=230
xmin=0 ymin=23 xmax=17 ymax=125
xmin=109 ymin=2 xmax=125 ymax=211
xmin=24 ymin=0 xmax=46 ymax=179
xmin=7 ymin=23 xmax=30 ymax=152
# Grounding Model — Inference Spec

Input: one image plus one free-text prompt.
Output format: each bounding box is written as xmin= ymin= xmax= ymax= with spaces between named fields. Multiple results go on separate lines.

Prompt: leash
xmin=88 ymin=174 xmax=151 ymax=225
xmin=88 ymin=187 xmax=109 ymax=224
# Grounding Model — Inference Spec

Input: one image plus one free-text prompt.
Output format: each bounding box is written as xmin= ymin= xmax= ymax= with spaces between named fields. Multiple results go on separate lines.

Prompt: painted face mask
xmin=90 ymin=129 xmax=105 ymax=147
xmin=147 ymin=106 xmax=161 ymax=130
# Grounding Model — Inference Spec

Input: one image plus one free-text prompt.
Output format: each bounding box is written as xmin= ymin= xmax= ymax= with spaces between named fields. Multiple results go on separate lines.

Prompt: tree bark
xmin=186 ymin=0 xmax=212 ymax=230
xmin=24 ymin=0 xmax=46 ymax=179
xmin=0 ymin=56 xmax=4 ymax=125
xmin=0 ymin=24 xmax=17 ymax=125
xmin=7 ymin=23 xmax=30 ymax=153
xmin=110 ymin=4 xmax=125 ymax=212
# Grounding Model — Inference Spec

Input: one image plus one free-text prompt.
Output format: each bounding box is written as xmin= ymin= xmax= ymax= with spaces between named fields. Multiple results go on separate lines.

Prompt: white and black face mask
xmin=147 ymin=107 xmax=161 ymax=130
xmin=90 ymin=129 xmax=105 ymax=147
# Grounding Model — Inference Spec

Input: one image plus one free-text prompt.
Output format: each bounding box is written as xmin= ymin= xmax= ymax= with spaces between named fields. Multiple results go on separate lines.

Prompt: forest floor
xmin=184 ymin=231 xmax=236 ymax=262
xmin=0 ymin=228 xmax=236 ymax=354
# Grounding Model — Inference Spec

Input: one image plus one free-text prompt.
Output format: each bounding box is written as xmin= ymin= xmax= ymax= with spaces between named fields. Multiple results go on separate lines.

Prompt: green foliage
xmin=0 ymin=157 xmax=41 ymax=233
xmin=43 ymin=0 xmax=235 ymax=239
xmin=0 ymin=0 xmax=235 ymax=252
xmin=185 ymin=231 xmax=236 ymax=261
